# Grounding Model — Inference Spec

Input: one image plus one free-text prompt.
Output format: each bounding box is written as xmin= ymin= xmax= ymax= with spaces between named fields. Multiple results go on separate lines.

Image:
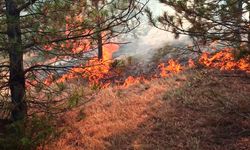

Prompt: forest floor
xmin=43 ymin=68 xmax=250 ymax=150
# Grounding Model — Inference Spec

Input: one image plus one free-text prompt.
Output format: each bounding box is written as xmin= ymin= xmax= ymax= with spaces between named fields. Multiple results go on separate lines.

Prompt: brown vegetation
xmin=43 ymin=69 xmax=250 ymax=149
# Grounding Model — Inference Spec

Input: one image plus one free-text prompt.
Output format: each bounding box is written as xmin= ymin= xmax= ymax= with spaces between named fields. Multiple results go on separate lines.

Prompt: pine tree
xmin=146 ymin=0 xmax=250 ymax=55
xmin=0 ymin=0 xmax=147 ymax=121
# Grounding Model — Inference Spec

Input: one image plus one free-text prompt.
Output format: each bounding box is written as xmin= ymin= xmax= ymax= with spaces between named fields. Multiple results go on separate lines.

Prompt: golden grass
xmin=43 ymin=69 xmax=250 ymax=150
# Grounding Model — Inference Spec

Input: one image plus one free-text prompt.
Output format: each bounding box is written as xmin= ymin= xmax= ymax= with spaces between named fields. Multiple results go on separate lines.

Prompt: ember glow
xmin=122 ymin=76 xmax=146 ymax=87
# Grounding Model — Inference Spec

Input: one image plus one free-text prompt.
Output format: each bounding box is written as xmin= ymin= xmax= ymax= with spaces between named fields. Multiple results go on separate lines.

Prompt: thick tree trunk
xmin=5 ymin=0 xmax=27 ymax=121
xmin=234 ymin=0 xmax=243 ymax=57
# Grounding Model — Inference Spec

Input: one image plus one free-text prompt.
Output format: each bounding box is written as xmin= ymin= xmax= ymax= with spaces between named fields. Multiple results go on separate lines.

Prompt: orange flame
xmin=103 ymin=44 xmax=119 ymax=61
xmin=158 ymin=59 xmax=182 ymax=77
xmin=199 ymin=48 xmax=250 ymax=73
xmin=122 ymin=76 xmax=145 ymax=87
xmin=40 ymin=18 xmax=250 ymax=90
xmin=56 ymin=43 xmax=119 ymax=86
xmin=47 ymin=15 xmax=120 ymax=86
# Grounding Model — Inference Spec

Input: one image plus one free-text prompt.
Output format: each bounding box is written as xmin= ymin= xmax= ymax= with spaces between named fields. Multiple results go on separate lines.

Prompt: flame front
xmin=199 ymin=48 xmax=250 ymax=73
xmin=158 ymin=59 xmax=182 ymax=77
xmin=42 ymin=41 xmax=250 ymax=89
xmin=122 ymin=76 xmax=146 ymax=87
xmin=56 ymin=43 xmax=119 ymax=86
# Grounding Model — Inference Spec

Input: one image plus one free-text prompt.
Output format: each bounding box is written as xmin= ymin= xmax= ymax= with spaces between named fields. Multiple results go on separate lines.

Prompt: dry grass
xmin=43 ymin=69 xmax=250 ymax=150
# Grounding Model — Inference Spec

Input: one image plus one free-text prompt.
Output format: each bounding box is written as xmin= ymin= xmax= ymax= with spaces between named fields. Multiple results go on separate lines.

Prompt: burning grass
xmin=43 ymin=68 xmax=250 ymax=150
xmin=158 ymin=59 xmax=182 ymax=77
xmin=47 ymin=43 xmax=120 ymax=87
xmin=22 ymin=46 xmax=250 ymax=149
xmin=199 ymin=48 xmax=250 ymax=73
xmin=47 ymin=47 xmax=250 ymax=88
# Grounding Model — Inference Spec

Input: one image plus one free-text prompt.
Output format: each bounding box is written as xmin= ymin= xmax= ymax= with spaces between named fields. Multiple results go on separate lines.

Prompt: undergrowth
xmin=0 ymin=115 xmax=58 ymax=150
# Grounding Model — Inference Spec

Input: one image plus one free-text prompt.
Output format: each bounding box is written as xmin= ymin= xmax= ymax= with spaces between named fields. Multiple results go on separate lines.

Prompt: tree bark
xmin=236 ymin=0 xmax=243 ymax=41
xmin=93 ymin=0 xmax=103 ymax=60
xmin=5 ymin=0 xmax=27 ymax=121
xmin=233 ymin=0 xmax=243 ymax=57
xmin=248 ymin=1 xmax=250 ymax=53
xmin=97 ymin=28 xmax=103 ymax=60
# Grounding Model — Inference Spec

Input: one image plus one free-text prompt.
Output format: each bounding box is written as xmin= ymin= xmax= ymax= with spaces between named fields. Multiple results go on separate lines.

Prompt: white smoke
xmin=114 ymin=0 xmax=191 ymax=61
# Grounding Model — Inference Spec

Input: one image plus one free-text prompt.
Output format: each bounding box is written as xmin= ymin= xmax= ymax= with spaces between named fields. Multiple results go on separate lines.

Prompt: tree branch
xmin=17 ymin=0 xmax=37 ymax=12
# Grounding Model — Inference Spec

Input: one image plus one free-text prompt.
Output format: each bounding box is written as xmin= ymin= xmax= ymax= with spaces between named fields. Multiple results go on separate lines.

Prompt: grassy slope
xmin=44 ymin=69 xmax=250 ymax=150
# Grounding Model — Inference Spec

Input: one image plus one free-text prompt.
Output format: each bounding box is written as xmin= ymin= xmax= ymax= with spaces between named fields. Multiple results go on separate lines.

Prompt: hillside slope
xmin=45 ymin=69 xmax=250 ymax=150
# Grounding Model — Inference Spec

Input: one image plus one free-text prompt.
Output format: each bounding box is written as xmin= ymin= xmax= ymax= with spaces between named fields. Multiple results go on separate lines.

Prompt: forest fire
xmin=2 ymin=1 xmax=250 ymax=149
xmin=56 ymin=43 xmax=119 ymax=87
xmin=158 ymin=48 xmax=250 ymax=79
xmin=44 ymin=47 xmax=250 ymax=89
xmin=122 ymin=76 xmax=146 ymax=87
xmin=158 ymin=59 xmax=182 ymax=78
xmin=38 ymin=44 xmax=250 ymax=90
xmin=199 ymin=48 xmax=250 ymax=73
xmin=41 ymin=16 xmax=250 ymax=88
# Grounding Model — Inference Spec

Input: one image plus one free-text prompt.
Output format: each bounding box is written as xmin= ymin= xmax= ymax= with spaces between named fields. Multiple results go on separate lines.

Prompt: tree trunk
xmin=97 ymin=29 xmax=103 ymax=60
xmin=248 ymin=2 xmax=250 ymax=53
xmin=5 ymin=0 xmax=27 ymax=121
xmin=93 ymin=1 xmax=103 ymax=60
xmin=234 ymin=0 xmax=243 ymax=57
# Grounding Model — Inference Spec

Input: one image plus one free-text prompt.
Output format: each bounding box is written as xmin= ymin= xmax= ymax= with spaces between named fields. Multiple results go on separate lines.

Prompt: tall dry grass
xmin=43 ymin=69 xmax=250 ymax=150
